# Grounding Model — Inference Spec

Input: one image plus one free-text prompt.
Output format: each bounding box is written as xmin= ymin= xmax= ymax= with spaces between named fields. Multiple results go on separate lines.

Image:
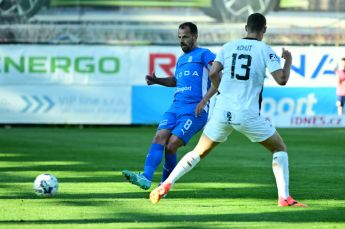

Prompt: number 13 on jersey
xmin=231 ymin=53 xmax=252 ymax=81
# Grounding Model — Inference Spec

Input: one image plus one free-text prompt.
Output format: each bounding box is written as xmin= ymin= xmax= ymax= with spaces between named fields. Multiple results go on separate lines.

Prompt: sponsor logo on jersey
xmin=176 ymin=70 xmax=200 ymax=78
xmin=188 ymin=56 xmax=193 ymax=63
xmin=269 ymin=53 xmax=280 ymax=62
xmin=176 ymin=86 xmax=192 ymax=93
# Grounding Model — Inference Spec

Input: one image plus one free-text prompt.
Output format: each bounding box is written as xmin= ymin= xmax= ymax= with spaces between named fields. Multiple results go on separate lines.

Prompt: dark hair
xmin=246 ymin=13 xmax=266 ymax=33
xmin=179 ymin=22 xmax=198 ymax=35
xmin=342 ymin=57 xmax=345 ymax=61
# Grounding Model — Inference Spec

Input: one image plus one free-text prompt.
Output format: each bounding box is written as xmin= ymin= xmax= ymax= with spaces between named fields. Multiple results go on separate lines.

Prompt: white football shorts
xmin=203 ymin=108 xmax=276 ymax=143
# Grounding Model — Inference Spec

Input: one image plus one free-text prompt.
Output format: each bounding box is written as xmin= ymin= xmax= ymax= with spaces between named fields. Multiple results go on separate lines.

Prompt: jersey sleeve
xmin=202 ymin=49 xmax=216 ymax=70
xmin=265 ymin=46 xmax=281 ymax=73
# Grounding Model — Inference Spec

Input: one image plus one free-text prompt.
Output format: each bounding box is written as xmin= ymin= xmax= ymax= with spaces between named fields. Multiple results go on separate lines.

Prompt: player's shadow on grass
xmin=1 ymin=207 xmax=345 ymax=224
xmin=0 ymin=172 xmax=125 ymax=183
xmin=0 ymin=185 xmax=278 ymax=201
xmin=0 ymin=165 xmax=104 ymax=172
xmin=1 ymin=185 xmax=341 ymax=202
xmin=0 ymin=191 xmax=149 ymax=200
xmin=1 ymin=171 xmax=344 ymax=201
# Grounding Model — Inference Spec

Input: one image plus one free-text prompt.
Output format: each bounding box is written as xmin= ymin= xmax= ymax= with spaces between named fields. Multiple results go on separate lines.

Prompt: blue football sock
xmin=161 ymin=152 xmax=177 ymax=183
xmin=143 ymin=143 xmax=164 ymax=181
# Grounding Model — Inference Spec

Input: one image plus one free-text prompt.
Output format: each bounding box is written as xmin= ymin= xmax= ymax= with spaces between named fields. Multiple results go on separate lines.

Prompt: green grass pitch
xmin=0 ymin=126 xmax=344 ymax=228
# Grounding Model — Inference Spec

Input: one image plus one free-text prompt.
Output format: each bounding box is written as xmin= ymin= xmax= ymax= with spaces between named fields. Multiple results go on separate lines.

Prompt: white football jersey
xmin=215 ymin=38 xmax=281 ymax=116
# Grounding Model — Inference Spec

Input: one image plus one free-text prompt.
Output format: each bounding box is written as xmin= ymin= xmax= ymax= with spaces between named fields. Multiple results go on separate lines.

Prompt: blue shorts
xmin=157 ymin=110 xmax=208 ymax=145
xmin=337 ymin=96 xmax=345 ymax=107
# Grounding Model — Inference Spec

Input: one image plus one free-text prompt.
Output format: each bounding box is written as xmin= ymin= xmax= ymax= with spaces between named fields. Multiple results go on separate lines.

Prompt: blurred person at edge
xmin=335 ymin=58 xmax=345 ymax=116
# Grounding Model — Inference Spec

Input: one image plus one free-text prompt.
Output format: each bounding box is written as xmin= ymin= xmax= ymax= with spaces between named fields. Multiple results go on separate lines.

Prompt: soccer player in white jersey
xmin=150 ymin=13 xmax=307 ymax=207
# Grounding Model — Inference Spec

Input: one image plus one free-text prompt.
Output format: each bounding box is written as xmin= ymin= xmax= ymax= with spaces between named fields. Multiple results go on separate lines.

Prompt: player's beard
xmin=181 ymin=43 xmax=192 ymax=53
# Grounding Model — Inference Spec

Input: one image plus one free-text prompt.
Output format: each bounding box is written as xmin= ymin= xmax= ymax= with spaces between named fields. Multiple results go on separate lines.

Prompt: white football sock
xmin=272 ymin=151 xmax=290 ymax=199
xmin=164 ymin=151 xmax=201 ymax=186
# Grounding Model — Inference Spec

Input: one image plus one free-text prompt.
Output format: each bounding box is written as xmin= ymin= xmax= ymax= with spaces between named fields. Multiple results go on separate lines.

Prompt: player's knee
xmin=263 ymin=139 xmax=287 ymax=153
xmin=273 ymin=142 xmax=287 ymax=153
xmin=166 ymin=136 xmax=185 ymax=153
xmin=267 ymin=132 xmax=288 ymax=153
xmin=165 ymin=141 xmax=180 ymax=154
xmin=152 ymin=133 xmax=168 ymax=145
xmin=279 ymin=145 xmax=288 ymax=152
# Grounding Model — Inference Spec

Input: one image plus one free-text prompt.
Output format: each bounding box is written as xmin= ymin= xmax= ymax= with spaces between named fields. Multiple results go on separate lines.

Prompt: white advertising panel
xmin=2 ymin=45 xmax=342 ymax=87
xmin=0 ymin=86 xmax=131 ymax=124
xmin=129 ymin=46 xmax=183 ymax=85
xmin=268 ymin=115 xmax=345 ymax=128
xmin=0 ymin=45 xmax=130 ymax=86
xmin=267 ymin=46 xmax=343 ymax=87
xmin=0 ymin=45 xmax=344 ymax=126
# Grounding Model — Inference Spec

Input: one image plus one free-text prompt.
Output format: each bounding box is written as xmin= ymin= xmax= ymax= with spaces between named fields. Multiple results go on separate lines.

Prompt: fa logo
xmin=188 ymin=56 xmax=193 ymax=63
xmin=269 ymin=53 xmax=279 ymax=61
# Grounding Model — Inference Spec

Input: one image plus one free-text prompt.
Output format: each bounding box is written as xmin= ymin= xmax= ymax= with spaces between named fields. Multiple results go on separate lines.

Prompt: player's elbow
xmin=278 ymin=75 xmax=289 ymax=85
xmin=277 ymin=79 xmax=288 ymax=86
xmin=209 ymin=70 xmax=217 ymax=79
xmin=209 ymin=70 xmax=221 ymax=81
xmin=272 ymin=70 xmax=289 ymax=86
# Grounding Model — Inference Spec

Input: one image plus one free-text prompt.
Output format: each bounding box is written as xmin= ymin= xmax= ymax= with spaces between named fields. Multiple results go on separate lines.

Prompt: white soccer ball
xmin=33 ymin=174 xmax=58 ymax=197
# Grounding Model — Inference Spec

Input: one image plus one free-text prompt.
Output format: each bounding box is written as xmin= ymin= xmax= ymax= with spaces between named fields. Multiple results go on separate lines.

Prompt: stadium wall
xmin=0 ymin=45 xmax=344 ymax=127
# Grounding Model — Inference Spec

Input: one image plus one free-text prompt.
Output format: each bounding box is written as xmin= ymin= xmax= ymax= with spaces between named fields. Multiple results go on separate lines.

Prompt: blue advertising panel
xmin=132 ymin=86 xmax=341 ymax=127
xmin=132 ymin=86 xmax=175 ymax=124
xmin=262 ymin=87 xmax=337 ymax=116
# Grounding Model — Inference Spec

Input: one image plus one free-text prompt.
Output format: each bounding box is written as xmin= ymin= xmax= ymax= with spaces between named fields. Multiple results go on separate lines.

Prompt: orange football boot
xmin=149 ymin=183 xmax=172 ymax=204
xmin=278 ymin=196 xmax=307 ymax=207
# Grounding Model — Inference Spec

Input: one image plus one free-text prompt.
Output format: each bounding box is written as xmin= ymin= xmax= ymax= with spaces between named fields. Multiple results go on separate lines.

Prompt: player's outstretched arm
xmin=145 ymin=72 xmax=177 ymax=87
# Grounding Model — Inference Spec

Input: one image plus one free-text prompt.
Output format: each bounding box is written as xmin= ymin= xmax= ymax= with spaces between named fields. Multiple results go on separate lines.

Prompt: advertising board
xmin=0 ymin=45 xmax=343 ymax=126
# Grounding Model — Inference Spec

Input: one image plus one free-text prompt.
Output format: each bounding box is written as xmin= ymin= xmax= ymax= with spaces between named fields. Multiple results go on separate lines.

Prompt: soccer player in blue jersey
xmin=122 ymin=22 xmax=216 ymax=190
